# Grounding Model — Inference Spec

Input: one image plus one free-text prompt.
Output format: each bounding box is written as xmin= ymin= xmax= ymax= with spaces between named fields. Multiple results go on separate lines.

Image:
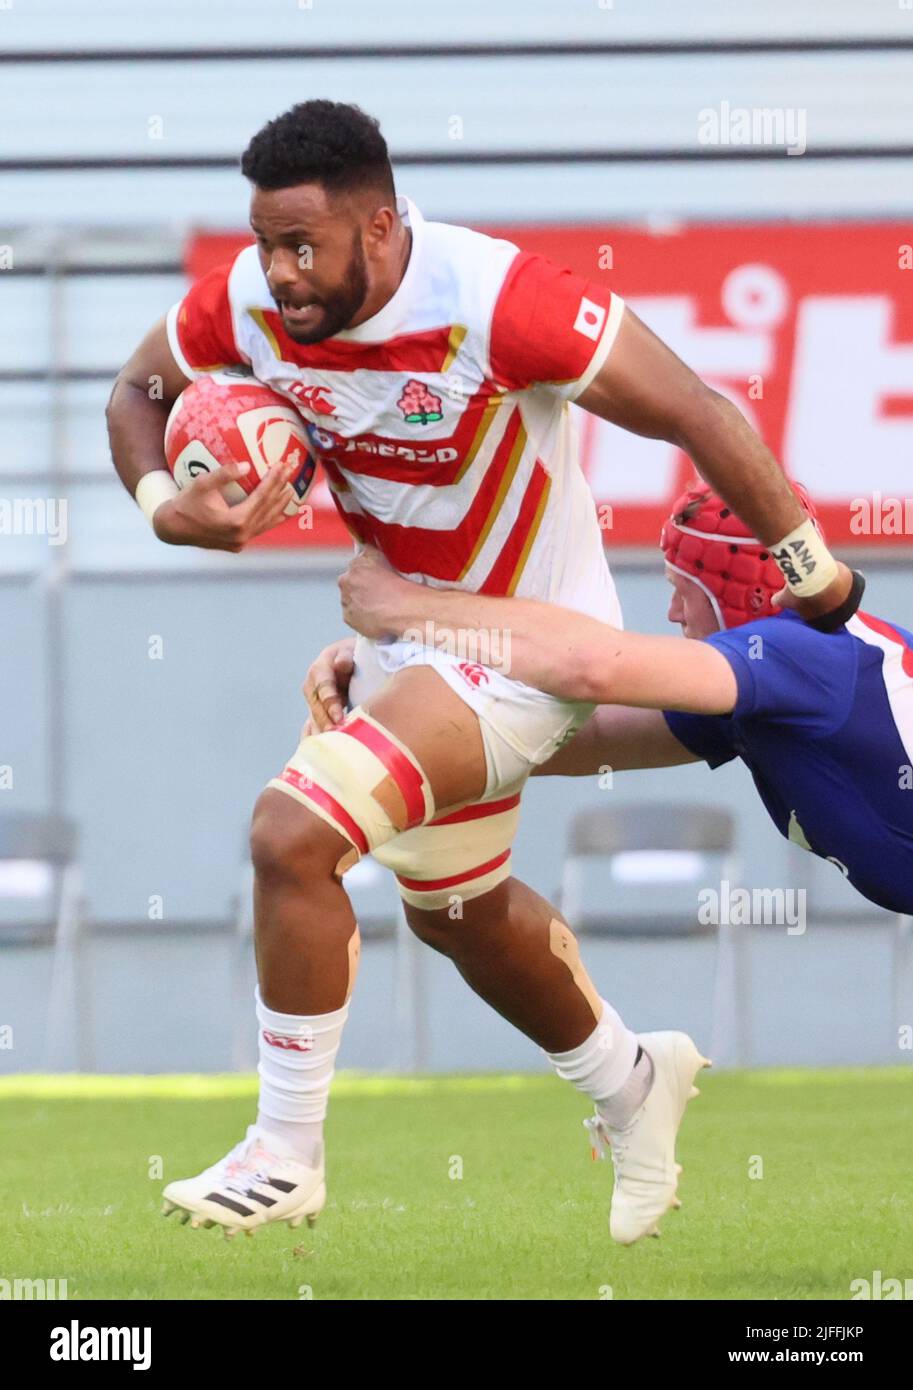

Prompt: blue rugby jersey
xmin=663 ymin=609 xmax=913 ymax=912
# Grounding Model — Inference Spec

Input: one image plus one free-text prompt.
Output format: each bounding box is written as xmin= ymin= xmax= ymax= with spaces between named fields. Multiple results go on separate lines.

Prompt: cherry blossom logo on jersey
xmin=398 ymin=379 xmax=443 ymax=425
xmin=287 ymin=381 xmax=336 ymax=417
xmin=457 ymin=662 xmax=490 ymax=689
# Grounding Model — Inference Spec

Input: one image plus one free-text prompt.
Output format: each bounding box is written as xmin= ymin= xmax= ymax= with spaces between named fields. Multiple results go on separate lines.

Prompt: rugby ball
xmin=164 ymin=368 xmax=316 ymax=515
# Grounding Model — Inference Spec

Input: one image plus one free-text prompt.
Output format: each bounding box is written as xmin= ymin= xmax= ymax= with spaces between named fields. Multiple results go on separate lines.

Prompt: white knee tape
xmin=373 ymin=791 xmax=522 ymax=910
xmin=267 ymin=708 xmax=433 ymax=870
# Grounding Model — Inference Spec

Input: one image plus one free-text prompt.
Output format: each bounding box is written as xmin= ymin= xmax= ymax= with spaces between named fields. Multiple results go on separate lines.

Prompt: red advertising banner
xmin=185 ymin=222 xmax=913 ymax=549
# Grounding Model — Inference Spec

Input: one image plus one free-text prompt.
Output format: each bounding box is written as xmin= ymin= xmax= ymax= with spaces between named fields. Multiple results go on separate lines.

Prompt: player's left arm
xmin=337 ymin=550 xmax=737 ymax=714
xmin=576 ymin=307 xmax=860 ymax=628
xmin=492 ymin=256 xmax=860 ymax=629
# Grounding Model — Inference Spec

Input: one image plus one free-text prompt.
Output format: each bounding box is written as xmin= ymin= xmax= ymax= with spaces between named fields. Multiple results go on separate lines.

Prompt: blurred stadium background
xmin=2 ymin=0 xmax=912 ymax=1078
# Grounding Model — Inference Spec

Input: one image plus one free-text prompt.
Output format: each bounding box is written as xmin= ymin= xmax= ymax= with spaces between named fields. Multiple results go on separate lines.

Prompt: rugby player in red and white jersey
xmin=107 ymin=100 xmax=861 ymax=1246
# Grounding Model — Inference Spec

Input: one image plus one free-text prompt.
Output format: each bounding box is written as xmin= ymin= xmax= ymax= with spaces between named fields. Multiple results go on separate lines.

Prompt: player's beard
xmin=279 ymin=231 xmax=370 ymax=345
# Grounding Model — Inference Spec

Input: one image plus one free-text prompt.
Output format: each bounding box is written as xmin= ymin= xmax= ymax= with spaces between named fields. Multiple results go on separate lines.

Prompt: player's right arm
xmin=337 ymin=547 xmax=738 ymax=714
xmin=302 ymin=634 xmax=698 ymax=772
xmin=107 ymin=284 xmax=297 ymax=551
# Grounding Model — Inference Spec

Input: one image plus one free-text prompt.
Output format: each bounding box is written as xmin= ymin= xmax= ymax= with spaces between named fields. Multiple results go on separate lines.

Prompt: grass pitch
xmin=3 ymin=1068 xmax=912 ymax=1301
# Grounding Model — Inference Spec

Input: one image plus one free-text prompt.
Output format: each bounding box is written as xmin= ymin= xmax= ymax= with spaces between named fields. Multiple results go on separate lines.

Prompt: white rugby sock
xmin=544 ymin=1000 xmax=651 ymax=1129
xmin=596 ymin=1045 xmax=654 ymax=1130
xmin=254 ymin=987 xmax=349 ymax=1166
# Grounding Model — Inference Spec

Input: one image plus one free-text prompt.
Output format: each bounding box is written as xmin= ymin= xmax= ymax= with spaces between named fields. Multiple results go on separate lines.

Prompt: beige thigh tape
xmin=346 ymin=925 xmax=361 ymax=1002
xmin=548 ymin=918 xmax=603 ymax=1023
xmin=266 ymin=708 xmax=434 ymax=869
xmin=373 ymin=792 xmax=522 ymax=910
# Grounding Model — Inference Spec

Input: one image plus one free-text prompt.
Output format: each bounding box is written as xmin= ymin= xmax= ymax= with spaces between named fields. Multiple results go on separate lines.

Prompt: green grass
xmin=3 ymin=1069 xmax=912 ymax=1300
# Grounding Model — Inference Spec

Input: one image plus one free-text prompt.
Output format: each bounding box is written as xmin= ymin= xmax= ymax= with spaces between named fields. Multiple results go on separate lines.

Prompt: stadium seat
xmin=557 ymin=802 xmax=747 ymax=1066
xmin=0 ymin=811 xmax=91 ymax=1069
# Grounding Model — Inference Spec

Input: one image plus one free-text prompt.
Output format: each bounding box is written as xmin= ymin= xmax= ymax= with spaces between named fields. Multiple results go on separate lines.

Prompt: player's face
xmin=665 ymin=567 xmax=721 ymax=639
xmin=250 ymin=184 xmax=371 ymax=344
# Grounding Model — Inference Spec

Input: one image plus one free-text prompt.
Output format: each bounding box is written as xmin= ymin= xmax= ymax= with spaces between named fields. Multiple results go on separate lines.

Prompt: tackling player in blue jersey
xmin=321 ymin=482 xmax=912 ymax=914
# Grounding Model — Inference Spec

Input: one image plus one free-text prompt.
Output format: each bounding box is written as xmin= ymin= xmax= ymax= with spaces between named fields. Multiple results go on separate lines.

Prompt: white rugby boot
xmin=161 ymin=1125 xmax=326 ymax=1239
xmin=584 ymin=1031 xmax=711 ymax=1246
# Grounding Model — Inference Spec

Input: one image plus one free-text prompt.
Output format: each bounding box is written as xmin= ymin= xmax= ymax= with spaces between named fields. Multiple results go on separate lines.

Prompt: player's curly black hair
xmin=240 ymin=99 xmax=395 ymax=200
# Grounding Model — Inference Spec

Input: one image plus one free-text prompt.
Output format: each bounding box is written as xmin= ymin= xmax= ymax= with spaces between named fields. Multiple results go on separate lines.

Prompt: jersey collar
xmin=332 ymin=194 xmax=424 ymax=343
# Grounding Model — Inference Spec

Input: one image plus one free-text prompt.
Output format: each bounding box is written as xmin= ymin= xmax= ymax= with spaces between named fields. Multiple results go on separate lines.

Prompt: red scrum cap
xmin=660 ymin=480 xmax=822 ymax=630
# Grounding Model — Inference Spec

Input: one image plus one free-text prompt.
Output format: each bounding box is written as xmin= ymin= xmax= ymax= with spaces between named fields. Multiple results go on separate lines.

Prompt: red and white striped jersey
xmin=166 ymin=195 xmax=624 ymax=622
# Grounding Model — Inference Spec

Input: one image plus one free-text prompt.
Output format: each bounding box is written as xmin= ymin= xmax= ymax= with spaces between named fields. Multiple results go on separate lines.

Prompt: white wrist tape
xmin=135 ymin=470 xmax=179 ymax=527
xmin=770 ymin=518 xmax=839 ymax=597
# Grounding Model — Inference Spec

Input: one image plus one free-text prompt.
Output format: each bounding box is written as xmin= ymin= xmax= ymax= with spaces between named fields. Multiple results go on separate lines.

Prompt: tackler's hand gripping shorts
xmin=268 ymin=635 xmax=595 ymax=911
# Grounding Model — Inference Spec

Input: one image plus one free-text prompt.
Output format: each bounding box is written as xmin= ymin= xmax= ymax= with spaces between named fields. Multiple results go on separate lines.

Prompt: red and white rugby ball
xmin=164 ymin=368 xmax=316 ymax=516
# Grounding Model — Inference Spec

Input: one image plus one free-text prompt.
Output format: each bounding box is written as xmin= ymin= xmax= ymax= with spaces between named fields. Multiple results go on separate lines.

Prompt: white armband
xmin=770 ymin=518 xmax=839 ymax=598
xmin=135 ymin=470 xmax=179 ymax=527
